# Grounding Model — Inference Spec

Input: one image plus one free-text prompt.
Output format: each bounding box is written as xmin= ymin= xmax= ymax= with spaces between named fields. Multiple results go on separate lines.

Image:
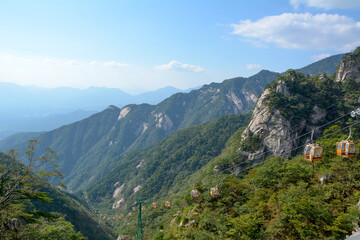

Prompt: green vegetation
xmin=343 ymin=46 xmax=360 ymax=63
xmin=126 ymin=123 xmax=360 ymax=239
xmin=264 ymin=70 xmax=345 ymax=126
xmin=0 ymin=141 xmax=84 ymax=239
xmin=0 ymin=141 xmax=113 ymax=240
xmin=87 ymin=114 xmax=251 ymax=205
xmin=239 ymin=131 xmax=263 ymax=153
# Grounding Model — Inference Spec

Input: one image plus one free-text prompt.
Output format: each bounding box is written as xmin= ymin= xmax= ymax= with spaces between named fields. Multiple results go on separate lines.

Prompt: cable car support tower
xmin=135 ymin=200 xmax=145 ymax=240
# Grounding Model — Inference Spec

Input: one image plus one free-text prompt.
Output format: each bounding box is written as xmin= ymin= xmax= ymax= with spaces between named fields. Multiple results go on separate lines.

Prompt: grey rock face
xmin=336 ymin=58 xmax=360 ymax=82
xmin=240 ymin=80 xmax=327 ymax=161
xmin=241 ymin=88 xmax=294 ymax=159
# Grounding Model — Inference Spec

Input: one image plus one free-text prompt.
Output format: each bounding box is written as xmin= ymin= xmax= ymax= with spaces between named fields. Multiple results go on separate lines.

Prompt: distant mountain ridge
xmin=0 ymin=53 xmax=345 ymax=192
xmin=296 ymin=54 xmax=344 ymax=76
xmin=2 ymin=70 xmax=279 ymax=192
xmin=0 ymin=84 xmax=182 ymax=138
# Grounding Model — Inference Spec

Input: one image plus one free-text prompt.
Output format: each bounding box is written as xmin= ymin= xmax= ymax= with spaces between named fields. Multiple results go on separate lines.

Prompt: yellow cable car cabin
xmin=210 ymin=187 xmax=220 ymax=198
xmin=128 ymin=212 xmax=132 ymax=217
xmin=152 ymin=202 xmax=158 ymax=209
xmin=190 ymin=189 xmax=200 ymax=200
xmin=336 ymin=140 xmax=356 ymax=158
xmin=165 ymin=201 xmax=171 ymax=208
xmin=142 ymin=206 xmax=146 ymax=211
xmin=304 ymin=144 xmax=323 ymax=162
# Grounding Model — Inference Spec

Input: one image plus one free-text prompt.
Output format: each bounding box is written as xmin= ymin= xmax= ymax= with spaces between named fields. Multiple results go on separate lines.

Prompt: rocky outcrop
xmin=240 ymin=77 xmax=327 ymax=160
xmin=241 ymin=88 xmax=294 ymax=159
xmin=336 ymin=48 xmax=360 ymax=82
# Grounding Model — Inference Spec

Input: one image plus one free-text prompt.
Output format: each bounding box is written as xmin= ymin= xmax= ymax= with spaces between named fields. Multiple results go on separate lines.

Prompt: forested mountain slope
xmin=100 ymin=47 xmax=360 ymax=239
xmin=0 ymin=151 xmax=113 ymax=240
xmin=296 ymin=53 xmax=344 ymax=76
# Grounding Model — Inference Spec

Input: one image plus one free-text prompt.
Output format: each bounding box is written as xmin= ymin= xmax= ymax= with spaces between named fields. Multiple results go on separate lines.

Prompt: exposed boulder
xmin=117 ymin=235 xmax=134 ymax=240
xmin=309 ymin=105 xmax=326 ymax=125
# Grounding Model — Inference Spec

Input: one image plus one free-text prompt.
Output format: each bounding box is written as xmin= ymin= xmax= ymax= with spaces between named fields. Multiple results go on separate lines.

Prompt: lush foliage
xmin=0 ymin=141 xmax=112 ymax=240
xmin=239 ymin=131 xmax=263 ymax=153
xmin=0 ymin=141 xmax=86 ymax=239
xmin=264 ymin=70 xmax=345 ymax=126
xmin=141 ymin=130 xmax=360 ymax=239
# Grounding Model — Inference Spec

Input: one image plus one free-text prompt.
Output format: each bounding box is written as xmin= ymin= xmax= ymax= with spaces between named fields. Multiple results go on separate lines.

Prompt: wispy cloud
xmin=231 ymin=13 xmax=360 ymax=51
xmin=44 ymin=58 xmax=81 ymax=66
xmin=311 ymin=53 xmax=331 ymax=61
xmin=103 ymin=61 xmax=129 ymax=67
xmin=44 ymin=58 xmax=128 ymax=67
xmin=290 ymin=0 xmax=360 ymax=9
xmin=155 ymin=60 xmax=205 ymax=73
xmin=246 ymin=64 xmax=262 ymax=70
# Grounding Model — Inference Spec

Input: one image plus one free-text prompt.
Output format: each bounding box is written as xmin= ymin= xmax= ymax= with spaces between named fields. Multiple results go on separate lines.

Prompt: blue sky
xmin=0 ymin=0 xmax=360 ymax=94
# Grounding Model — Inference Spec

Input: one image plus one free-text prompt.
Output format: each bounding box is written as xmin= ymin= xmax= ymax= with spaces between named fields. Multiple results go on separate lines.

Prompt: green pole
xmin=135 ymin=201 xmax=144 ymax=240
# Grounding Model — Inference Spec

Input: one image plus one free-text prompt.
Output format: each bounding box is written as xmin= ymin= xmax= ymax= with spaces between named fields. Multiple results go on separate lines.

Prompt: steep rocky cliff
xmin=336 ymin=47 xmax=360 ymax=82
xmin=239 ymin=71 xmax=338 ymax=161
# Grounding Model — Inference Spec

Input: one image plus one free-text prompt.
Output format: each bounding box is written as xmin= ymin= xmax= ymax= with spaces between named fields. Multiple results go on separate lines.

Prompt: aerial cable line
xmin=198 ymin=111 xmax=360 ymax=186
xmin=91 ymin=109 xmax=360 ymax=222
xmin=289 ymin=101 xmax=342 ymax=132
xmin=214 ymin=120 xmax=360 ymax=178
xmin=132 ymin=110 xmax=360 ymax=211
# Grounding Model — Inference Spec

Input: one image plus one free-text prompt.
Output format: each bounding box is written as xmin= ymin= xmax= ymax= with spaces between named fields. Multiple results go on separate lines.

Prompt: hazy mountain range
xmin=0 ymin=85 xmax=187 ymax=139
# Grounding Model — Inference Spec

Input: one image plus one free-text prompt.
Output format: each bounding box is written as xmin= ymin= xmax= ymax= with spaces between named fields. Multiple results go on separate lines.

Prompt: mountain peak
xmin=106 ymin=105 xmax=119 ymax=110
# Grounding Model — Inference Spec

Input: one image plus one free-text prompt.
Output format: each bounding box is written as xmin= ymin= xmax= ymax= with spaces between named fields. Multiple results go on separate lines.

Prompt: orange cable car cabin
xmin=152 ymin=202 xmax=158 ymax=209
xmin=337 ymin=140 xmax=356 ymax=158
xmin=210 ymin=187 xmax=220 ymax=198
xmin=165 ymin=201 xmax=171 ymax=208
xmin=190 ymin=189 xmax=200 ymax=200
xmin=304 ymin=144 xmax=323 ymax=162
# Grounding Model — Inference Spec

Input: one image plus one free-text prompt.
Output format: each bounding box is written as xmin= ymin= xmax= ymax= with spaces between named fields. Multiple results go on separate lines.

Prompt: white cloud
xmin=155 ymin=60 xmax=205 ymax=72
xmin=290 ymin=0 xmax=360 ymax=9
xmin=311 ymin=53 xmax=331 ymax=61
xmin=246 ymin=64 xmax=262 ymax=70
xmin=231 ymin=13 xmax=360 ymax=51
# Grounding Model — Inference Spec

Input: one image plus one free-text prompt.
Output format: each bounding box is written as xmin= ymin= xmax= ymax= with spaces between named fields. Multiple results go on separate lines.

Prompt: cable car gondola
xmin=165 ymin=201 xmax=171 ymax=208
xmin=190 ymin=189 xmax=200 ymax=200
xmin=337 ymin=128 xmax=356 ymax=158
xmin=142 ymin=206 xmax=146 ymax=211
xmin=304 ymin=143 xmax=323 ymax=162
xmin=152 ymin=202 xmax=158 ymax=209
xmin=132 ymin=206 xmax=136 ymax=212
xmin=304 ymin=130 xmax=323 ymax=162
xmin=210 ymin=187 xmax=220 ymax=198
